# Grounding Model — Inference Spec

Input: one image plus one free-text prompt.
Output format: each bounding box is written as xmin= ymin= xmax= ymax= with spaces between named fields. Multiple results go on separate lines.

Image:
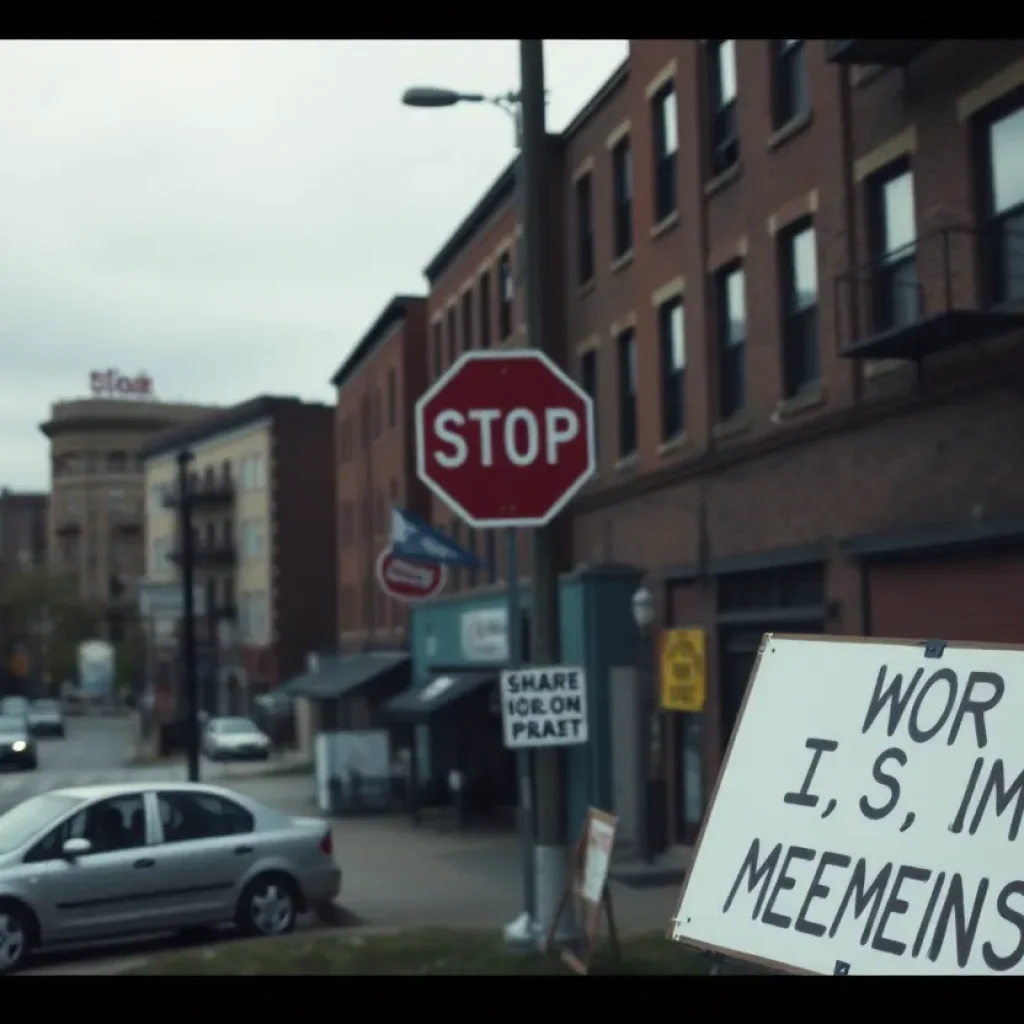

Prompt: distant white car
xmin=27 ymin=700 xmax=65 ymax=739
xmin=202 ymin=717 xmax=272 ymax=762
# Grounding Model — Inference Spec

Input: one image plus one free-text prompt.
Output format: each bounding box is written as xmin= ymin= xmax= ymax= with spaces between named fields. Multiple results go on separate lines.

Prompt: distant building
xmin=0 ymin=489 xmax=48 ymax=582
xmin=40 ymin=388 xmax=219 ymax=641
xmin=140 ymin=395 xmax=336 ymax=713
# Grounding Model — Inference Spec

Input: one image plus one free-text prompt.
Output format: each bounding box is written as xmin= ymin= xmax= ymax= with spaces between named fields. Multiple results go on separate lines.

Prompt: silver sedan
xmin=0 ymin=781 xmax=341 ymax=973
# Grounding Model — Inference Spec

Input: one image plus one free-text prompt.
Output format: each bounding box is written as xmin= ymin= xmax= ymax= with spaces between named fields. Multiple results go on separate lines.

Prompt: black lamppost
xmin=631 ymin=584 xmax=660 ymax=863
xmin=176 ymin=449 xmax=200 ymax=782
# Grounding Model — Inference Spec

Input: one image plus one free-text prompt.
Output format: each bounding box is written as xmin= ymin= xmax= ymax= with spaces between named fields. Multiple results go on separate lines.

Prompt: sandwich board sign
xmin=548 ymin=807 xmax=620 ymax=975
xmin=670 ymin=633 xmax=1024 ymax=976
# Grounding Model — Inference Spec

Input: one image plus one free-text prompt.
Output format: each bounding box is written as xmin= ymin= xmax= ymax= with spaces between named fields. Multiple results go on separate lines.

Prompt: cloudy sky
xmin=0 ymin=39 xmax=627 ymax=492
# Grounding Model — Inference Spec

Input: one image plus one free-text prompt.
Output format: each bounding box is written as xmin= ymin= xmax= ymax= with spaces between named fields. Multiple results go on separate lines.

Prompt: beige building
xmin=141 ymin=396 xmax=336 ymax=715
xmin=144 ymin=416 xmax=273 ymax=653
xmin=41 ymin=396 xmax=219 ymax=640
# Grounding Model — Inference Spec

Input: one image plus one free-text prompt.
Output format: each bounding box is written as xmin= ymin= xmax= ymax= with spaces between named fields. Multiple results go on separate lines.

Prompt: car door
xmin=25 ymin=791 xmax=163 ymax=944
xmin=151 ymin=790 xmax=260 ymax=928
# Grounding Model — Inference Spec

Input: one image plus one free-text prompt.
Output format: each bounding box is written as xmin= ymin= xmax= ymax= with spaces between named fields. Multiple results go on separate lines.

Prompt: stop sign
xmin=415 ymin=349 xmax=596 ymax=529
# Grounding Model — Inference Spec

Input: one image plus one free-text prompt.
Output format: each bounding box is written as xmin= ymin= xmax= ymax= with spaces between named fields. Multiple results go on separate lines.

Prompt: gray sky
xmin=0 ymin=39 xmax=627 ymax=492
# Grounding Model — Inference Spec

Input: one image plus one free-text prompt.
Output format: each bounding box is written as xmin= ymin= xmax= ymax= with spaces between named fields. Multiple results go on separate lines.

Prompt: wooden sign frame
xmin=547 ymin=807 xmax=620 ymax=975
xmin=668 ymin=631 xmax=1022 ymax=977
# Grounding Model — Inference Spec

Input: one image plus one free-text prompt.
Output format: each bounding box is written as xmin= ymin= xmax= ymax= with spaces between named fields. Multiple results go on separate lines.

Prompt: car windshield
xmin=0 ymin=792 xmax=83 ymax=854
xmin=0 ymin=699 xmax=27 ymax=714
xmin=214 ymin=718 xmax=259 ymax=734
xmin=0 ymin=716 xmax=26 ymax=733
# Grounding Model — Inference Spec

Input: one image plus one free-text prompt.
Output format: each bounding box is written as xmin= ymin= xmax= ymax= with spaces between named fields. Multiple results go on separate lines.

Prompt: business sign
xmin=375 ymin=546 xmax=447 ymax=603
xmin=660 ymin=628 xmax=706 ymax=712
xmin=500 ymin=665 xmax=588 ymax=748
xmin=460 ymin=607 xmax=508 ymax=662
xmin=670 ymin=633 xmax=1024 ymax=976
xmin=415 ymin=350 xmax=596 ymax=529
xmin=90 ymin=369 xmax=154 ymax=398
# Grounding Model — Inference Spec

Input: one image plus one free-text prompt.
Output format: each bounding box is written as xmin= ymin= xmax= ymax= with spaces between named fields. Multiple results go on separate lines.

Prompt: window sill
xmin=576 ymin=279 xmax=597 ymax=301
xmin=704 ymin=162 xmax=742 ymax=199
xmin=767 ymin=110 xmax=813 ymax=152
xmin=651 ymin=210 xmax=680 ymax=241
xmin=610 ymin=250 xmax=634 ymax=275
xmin=614 ymin=453 xmax=638 ymax=473
xmin=657 ymin=433 xmax=689 ymax=458
xmin=773 ymin=385 xmax=825 ymax=422
xmin=712 ymin=411 xmax=750 ymax=441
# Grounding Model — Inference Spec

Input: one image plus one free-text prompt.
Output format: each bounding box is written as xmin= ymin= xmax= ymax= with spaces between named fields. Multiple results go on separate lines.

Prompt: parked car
xmin=0 ymin=781 xmax=341 ymax=973
xmin=0 ymin=716 xmax=37 ymax=772
xmin=27 ymin=700 xmax=65 ymax=739
xmin=0 ymin=698 xmax=30 ymax=726
xmin=202 ymin=717 xmax=272 ymax=761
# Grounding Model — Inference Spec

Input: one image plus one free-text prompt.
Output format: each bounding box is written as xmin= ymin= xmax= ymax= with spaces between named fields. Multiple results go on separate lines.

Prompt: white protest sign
xmin=671 ymin=634 xmax=1024 ymax=976
xmin=579 ymin=811 xmax=617 ymax=904
xmin=500 ymin=665 xmax=588 ymax=749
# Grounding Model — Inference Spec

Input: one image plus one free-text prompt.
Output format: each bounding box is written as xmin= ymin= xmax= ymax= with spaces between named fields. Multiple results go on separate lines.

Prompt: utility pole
xmin=176 ymin=449 xmax=201 ymax=783
xmin=519 ymin=38 xmax=569 ymax=946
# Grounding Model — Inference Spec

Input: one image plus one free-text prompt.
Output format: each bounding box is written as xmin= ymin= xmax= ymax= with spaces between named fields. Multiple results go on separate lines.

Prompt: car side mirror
xmin=62 ymin=837 xmax=91 ymax=860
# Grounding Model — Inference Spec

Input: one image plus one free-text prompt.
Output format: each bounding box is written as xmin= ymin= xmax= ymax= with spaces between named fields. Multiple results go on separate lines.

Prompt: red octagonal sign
xmin=416 ymin=350 xmax=596 ymax=529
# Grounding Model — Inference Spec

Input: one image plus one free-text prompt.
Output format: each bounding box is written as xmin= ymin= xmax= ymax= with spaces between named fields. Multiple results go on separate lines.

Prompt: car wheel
xmin=0 ymin=902 xmax=34 ymax=974
xmin=236 ymin=874 xmax=300 ymax=938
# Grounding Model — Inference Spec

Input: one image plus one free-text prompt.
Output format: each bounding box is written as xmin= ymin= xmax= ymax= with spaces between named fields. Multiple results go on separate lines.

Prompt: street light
xmin=401 ymin=73 xmax=535 ymax=947
xmin=631 ymin=585 xmax=655 ymax=630
xmin=632 ymin=584 xmax=660 ymax=864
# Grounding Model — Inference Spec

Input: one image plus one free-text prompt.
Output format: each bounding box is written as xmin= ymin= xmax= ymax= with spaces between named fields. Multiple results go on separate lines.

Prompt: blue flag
xmin=390 ymin=506 xmax=484 ymax=568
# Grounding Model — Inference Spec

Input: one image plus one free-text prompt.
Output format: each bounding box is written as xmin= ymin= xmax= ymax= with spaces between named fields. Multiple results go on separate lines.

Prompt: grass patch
xmin=122 ymin=928 xmax=708 ymax=976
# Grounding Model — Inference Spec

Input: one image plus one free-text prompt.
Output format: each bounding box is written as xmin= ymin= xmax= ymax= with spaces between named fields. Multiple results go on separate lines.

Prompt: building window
xmin=432 ymin=322 xmax=443 ymax=378
xmin=484 ymin=531 xmax=497 ymax=584
xmin=106 ymin=451 xmax=128 ymax=474
xmin=652 ymin=83 xmax=678 ymax=223
xmin=372 ymin=389 xmax=381 ymax=440
xmin=868 ymin=160 xmax=919 ymax=332
xmin=240 ymin=454 xmax=265 ymax=492
xmin=980 ymin=99 xmax=1024 ymax=305
xmin=459 ymin=289 xmax=473 ymax=351
xmin=611 ymin=136 xmax=633 ymax=258
xmin=478 ymin=270 xmax=492 ymax=348
xmin=579 ymin=348 xmax=598 ymax=458
xmin=658 ymin=297 xmax=686 ymax=441
xmin=772 ymin=40 xmax=807 ymax=129
xmin=780 ymin=220 xmax=820 ymax=397
xmin=576 ymin=171 xmax=595 ymax=285
xmin=716 ymin=263 xmax=747 ymax=420
xmin=446 ymin=305 xmax=458 ymax=364
xmin=359 ymin=395 xmax=371 ymax=450
xmin=708 ymin=39 xmax=739 ymax=175
xmin=387 ymin=369 xmax=396 ymax=429
xmin=498 ymin=251 xmax=513 ymax=340
xmin=616 ymin=328 xmax=637 ymax=458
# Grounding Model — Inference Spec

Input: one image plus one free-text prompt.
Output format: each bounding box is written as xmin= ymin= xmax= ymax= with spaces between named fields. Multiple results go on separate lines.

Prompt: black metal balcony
xmin=54 ymin=519 xmax=81 ymax=537
xmin=826 ymin=40 xmax=936 ymax=66
xmin=168 ymin=541 xmax=236 ymax=567
xmin=163 ymin=478 xmax=235 ymax=510
xmin=109 ymin=512 xmax=142 ymax=535
xmin=834 ymin=223 xmax=1024 ymax=364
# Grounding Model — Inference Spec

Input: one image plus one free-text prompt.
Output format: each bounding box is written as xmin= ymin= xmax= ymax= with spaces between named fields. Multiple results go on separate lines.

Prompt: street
xmin=11 ymin=714 xmax=682 ymax=974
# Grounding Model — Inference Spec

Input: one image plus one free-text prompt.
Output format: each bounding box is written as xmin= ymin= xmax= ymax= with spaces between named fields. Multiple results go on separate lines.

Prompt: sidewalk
xmin=327 ymin=814 xmax=680 ymax=935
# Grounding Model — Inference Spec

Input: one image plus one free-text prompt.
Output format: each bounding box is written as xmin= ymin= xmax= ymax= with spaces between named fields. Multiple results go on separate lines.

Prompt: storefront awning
xmin=384 ymin=673 xmax=496 ymax=722
xmin=283 ymin=651 xmax=410 ymax=701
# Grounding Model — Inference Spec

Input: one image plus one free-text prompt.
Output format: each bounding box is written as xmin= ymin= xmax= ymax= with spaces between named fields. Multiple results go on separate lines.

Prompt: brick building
xmin=384 ymin=41 xmax=1024 ymax=848
xmin=331 ymin=295 xmax=430 ymax=651
xmin=140 ymin=396 xmax=337 ymax=711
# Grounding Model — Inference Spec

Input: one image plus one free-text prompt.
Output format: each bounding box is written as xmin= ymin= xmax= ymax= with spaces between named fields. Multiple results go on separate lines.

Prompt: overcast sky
xmin=0 ymin=39 xmax=627 ymax=492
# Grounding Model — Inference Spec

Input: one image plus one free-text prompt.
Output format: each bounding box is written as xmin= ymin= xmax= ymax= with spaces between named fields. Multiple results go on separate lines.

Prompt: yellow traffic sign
xmin=660 ymin=628 xmax=706 ymax=712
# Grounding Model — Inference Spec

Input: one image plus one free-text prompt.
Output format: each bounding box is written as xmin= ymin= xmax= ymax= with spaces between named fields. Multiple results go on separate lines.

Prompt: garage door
xmin=868 ymin=554 xmax=1024 ymax=644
